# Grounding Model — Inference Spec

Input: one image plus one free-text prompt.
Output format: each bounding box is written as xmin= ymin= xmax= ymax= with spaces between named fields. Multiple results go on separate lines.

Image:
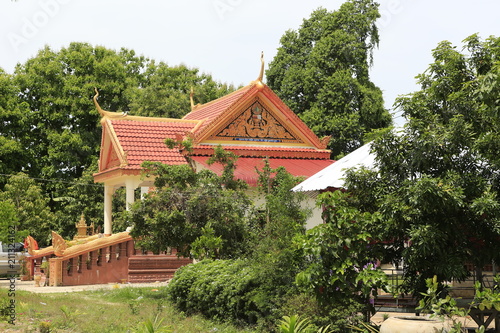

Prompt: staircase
xmin=128 ymin=254 xmax=193 ymax=283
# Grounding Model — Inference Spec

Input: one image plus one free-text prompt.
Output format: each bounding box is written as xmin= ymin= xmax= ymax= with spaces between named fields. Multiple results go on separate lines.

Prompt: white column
xmin=125 ymin=182 xmax=134 ymax=211
xmin=104 ymin=185 xmax=115 ymax=236
xmin=125 ymin=179 xmax=139 ymax=211
xmin=140 ymin=186 xmax=149 ymax=199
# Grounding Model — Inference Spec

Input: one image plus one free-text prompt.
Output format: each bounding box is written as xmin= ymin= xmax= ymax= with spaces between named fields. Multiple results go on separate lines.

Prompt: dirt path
xmin=0 ymin=278 xmax=168 ymax=293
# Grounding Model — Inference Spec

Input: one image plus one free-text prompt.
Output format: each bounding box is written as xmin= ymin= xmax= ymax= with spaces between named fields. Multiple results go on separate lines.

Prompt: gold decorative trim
xmin=52 ymin=231 xmax=67 ymax=257
xmin=319 ymin=136 xmax=331 ymax=149
xmin=213 ymin=99 xmax=299 ymax=143
xmin=257 ymin=51 xmax=264 ymax=82
xmin=190 ymin=87 xmax=195 ymax=111
xmin=26 ymin=235 xmax=37 ymax=256
xmin=93 ymin=88 xmax=128 ymax=119
xmin=103 ymin=119 xmax=128 ymax=169
xmin=58 ymin=232 xmax=132 ymax=259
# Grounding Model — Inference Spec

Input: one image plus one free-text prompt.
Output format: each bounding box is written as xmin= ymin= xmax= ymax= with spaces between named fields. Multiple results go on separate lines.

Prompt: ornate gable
xmin=194 ymin=84 xmax=326 ymax=149
xmin=211 ymin=98 xmax=300 ymax=144
xmin=98 ymin=119 xmax=127 ymax=173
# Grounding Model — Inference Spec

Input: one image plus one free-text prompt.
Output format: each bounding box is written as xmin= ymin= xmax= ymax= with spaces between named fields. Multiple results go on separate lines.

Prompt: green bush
xmin=280 ymin=293 xmax=365 ymax=332
xmin=167 ymin=259 xmax=274 ymax=326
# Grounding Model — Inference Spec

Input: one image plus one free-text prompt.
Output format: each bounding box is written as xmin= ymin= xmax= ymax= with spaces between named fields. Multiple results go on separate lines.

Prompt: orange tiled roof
xmin=94 ymin=80 xmax=334 ymax=183
xmin=183 ymin=84 xmax=254 ymax=134
xmin=109 ymin=118 xmax=197 ymax=169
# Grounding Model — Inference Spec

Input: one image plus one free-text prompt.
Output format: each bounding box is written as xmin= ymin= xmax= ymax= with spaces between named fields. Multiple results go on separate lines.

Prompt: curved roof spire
xmin=93 ymin=87 xmax=106 ymax=117
xmin=190 ymin=86 xmax=195 ymax=111
xmin=93 ymin=88 xmax=128 ymax=119
xmin=257 ymin=51 xmax=264 ymax=82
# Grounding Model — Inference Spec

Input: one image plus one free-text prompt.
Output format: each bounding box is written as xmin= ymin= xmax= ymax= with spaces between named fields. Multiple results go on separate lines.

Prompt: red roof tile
xmin=192 ymin=156 xmax=335 ymax=187
xmin=182 ymin=84 xmax=254 ymax=133
xmin=110 ymin=119 xmax=197 ymax=168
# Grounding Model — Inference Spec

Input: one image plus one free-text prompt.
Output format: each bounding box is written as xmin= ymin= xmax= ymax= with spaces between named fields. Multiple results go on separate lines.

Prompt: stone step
xmin=127 ymin=256 xmax=192 ymax=283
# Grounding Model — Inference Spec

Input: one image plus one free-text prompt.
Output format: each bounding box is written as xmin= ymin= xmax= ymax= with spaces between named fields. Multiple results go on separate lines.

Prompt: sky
xmin=1 ymin=0 xmax=499 ymax=125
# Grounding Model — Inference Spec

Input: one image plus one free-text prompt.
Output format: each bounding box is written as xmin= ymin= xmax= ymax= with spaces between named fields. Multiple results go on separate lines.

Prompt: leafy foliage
xmin=0 ymin=173 xmax=56 ymax=245
xmin=0 ymin=200 xmax=18 ymax=244
xmin=277 ymin=315 xmax=315 ymax=333
xmin=336 ymin=34 xmax=500 ymax=295
xmin=129 ymin=160 xmax=251 ymax=258
xmin=0 ymin=69 xmax=28 ymax=183
xmin=190 ymin=227 xmax=223 ymax=260
xmin=267 ymin=1 xmax=392 ymax=157
xmin=164 ymin=160 xmax=317 ymax=329
xmin=295 ymin=190 xmax=388 ymax=322
xmin=416 ymin=275 xmax=500 ymax=332
xmin=167 ymin=259 xmax=266 ymax=324
xmin=129 ymin=62 xmax=235 ymax=119
xmin=473 ymin=275 xmax=500 ymax=312
xmin=252 ymin=159 xmax=311 ymax=252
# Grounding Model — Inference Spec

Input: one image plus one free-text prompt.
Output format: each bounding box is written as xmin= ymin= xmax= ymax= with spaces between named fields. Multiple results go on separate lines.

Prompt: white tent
xmin=292 ymin=142 xmax=376 ymax=192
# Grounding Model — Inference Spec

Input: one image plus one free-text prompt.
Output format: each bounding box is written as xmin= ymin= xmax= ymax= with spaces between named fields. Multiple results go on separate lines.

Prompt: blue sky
xmin=1 ymin=0 xmax=499 ymax=125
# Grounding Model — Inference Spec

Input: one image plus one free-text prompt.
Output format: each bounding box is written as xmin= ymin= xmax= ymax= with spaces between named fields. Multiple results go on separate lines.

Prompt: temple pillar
xmin=140 ymin=186 xmax=149 ymax=199
xmin=125 ymin=179 xmax=141 ymax=211
xmin=104 ymin=185 xmax=115 ymax=236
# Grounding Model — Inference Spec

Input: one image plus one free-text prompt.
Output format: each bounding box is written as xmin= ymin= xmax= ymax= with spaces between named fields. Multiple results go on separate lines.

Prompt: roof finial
xmin=93 ymin=87 xmax=106 ymax=117
xmin=93 ymin=87 xmax=127 ymax=118
xmin=257 ymin=51 xmax=264 ymax=82
xmin=190 ymin=86 xmax=195 ymax=111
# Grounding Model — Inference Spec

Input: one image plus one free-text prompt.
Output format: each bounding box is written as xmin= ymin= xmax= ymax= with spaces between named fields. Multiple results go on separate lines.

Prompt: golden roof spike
xmin=257 ymin=51 xmax=265 ymax=82
xmin=93 ymin=87 xmax=128 ymax=118
xmin=93 ymin=87 xmax=106 ymax=117
xmin=190 ymin=87 xmax=195 ymax=111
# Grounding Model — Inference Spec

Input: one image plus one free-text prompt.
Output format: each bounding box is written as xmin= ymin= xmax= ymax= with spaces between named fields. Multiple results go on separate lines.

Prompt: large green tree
xmin=0 ymin=69 xmax=29 ymax=183
xmin=129 ymin=61 xmax=235 ymax=118
xmin=336 ymin=34 xmax=500 ymax=294
xmin=267 ymin=1 xmax=392 ymax=158
xmin=0 ymin=173 xmax=56 ymax=246
xmin=13 ymin=43 xmax=148 ymax=182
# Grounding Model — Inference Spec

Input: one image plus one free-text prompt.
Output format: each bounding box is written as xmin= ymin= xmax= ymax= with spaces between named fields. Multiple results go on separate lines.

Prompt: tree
xmin=337 ymin=34 xmax=500 ymax=294
xmin=129 ymin=148 xmax=251 ymax=258
xmin=0 ymin=173 xmax=56 ymax=246
xmin=0 ymin=201 xmax=18 ymax=244
xmin=253 ymin=159 xmax=311 ymax=249
xmin=267 ymin=1 xmax=392 ymax=158
xmin=53 ymin=160 xmax=104 ymax=239
xmin=0 ymin=68 xmax=29 ymax=185
xmin=13 ymin=43 xmax=149 ymax=182
xmin=129 ymin=61 xmax=236 ymax=118
xmin=296 ymin=190 xmax=388 ymax=323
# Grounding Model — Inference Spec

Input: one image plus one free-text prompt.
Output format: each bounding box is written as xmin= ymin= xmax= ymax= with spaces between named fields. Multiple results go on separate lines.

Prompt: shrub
xmin=167 ymin=259 xmax=273 ymax=325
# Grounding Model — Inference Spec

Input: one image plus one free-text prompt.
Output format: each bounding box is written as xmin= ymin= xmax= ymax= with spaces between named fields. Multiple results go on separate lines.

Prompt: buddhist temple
xmin=93 ymin=60 xmax=335 ymax=234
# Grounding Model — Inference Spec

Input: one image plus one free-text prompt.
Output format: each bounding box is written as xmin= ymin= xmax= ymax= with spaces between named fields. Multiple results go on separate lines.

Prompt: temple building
xmin=93 ymin=64 xmax=335 ymax=234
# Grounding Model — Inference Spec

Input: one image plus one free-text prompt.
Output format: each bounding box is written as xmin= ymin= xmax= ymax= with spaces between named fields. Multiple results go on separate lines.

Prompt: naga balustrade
xmin=49 ymin=232 xmax=134 ymax=286
xmin=24 ymin=248 xmax=55 ymax=281
xmin=25 ymin=231 xmax=193 ymax=286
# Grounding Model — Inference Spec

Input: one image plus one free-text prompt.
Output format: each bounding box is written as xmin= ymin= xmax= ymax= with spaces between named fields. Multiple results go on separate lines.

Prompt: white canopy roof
xmin=292 ymin=142 xmax=376 ymax=192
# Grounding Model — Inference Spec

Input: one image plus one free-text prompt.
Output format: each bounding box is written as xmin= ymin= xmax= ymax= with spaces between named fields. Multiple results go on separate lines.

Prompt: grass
xmin=0 ymin=286 xmax=259 ymax=333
